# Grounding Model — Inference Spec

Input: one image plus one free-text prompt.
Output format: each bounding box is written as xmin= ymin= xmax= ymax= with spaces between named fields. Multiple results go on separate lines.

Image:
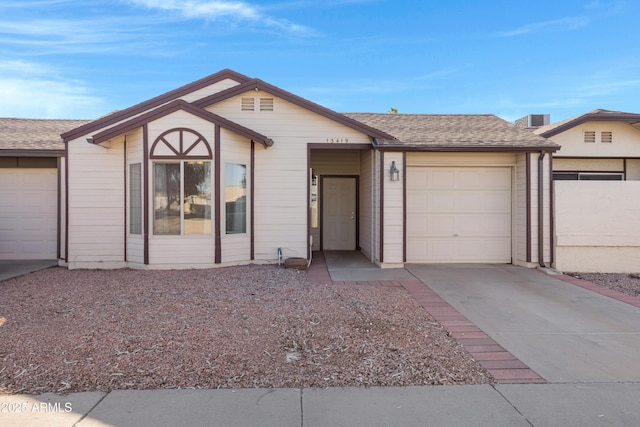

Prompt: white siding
xmin=207 ymin=91 xmax=372 ymax=262
xmin=627 ymin=159 xmax=640 ymax=181
xmin=67 ymin=135 xmax=125 ymax=268
xmin=554 ymin=158 xmax=624 ymax=172
xmin=514 ymin=153 xmax=527 ymax=265
xmin=221 ymin=129 xmax=251 ymax=263
xmin=382 ymin=152 xmax=404 ymax=265
xmin=546 ymin=122 xmax=640 ymax=157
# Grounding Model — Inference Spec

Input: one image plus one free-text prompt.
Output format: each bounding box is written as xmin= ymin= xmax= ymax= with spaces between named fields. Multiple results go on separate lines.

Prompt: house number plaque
xmin=326 ymin=138 xmax=349 ymax=143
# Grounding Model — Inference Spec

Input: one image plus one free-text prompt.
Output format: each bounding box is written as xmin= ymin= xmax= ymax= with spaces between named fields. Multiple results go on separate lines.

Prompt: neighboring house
xmin=0 ymin=118 xmax=89 ymax=260
xmin=2 ymin=69 xmax=558 ymax=269
xmin=534 ymin=109 xmax=640 ymax=273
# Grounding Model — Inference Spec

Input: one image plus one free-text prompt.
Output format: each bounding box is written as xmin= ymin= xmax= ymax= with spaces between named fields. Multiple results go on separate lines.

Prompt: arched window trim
xmin=150 ymin=127 xmax=213 ymax=159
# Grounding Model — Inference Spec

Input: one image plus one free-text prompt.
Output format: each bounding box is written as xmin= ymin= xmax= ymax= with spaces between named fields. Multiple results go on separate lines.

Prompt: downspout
xmin=537 ymin=151 xmax=546 ymax=268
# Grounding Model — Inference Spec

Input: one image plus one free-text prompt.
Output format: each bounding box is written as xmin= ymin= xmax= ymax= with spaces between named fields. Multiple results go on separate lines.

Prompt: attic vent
xmin=241 ymin=97 xmax=255 ymax=111
xmin=260 ymin=98 xmax=274 ymax=111
xmin=584 ymin=131 xmax=596 ymax=143
xmin=601 ymin=131 xmax=613 ymax=143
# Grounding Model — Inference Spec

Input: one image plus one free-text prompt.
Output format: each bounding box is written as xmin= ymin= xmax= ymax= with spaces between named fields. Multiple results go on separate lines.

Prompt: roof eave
xmin=376 ymin=144 xmax=560 ymax=153
xmin=193 ymin=79 xmax=397 ymax=142
xmin=91 ymin=100 xmax=272 ymax=148
xmin=61 ymin=69 xmax=252 ymax=142
xmin=540 ymin=113 xmax=640 ymax=138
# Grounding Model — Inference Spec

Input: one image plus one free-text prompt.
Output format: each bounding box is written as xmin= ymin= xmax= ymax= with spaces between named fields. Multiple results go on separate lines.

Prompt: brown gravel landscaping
xmin=0 ymin=265 xmax=493 ymax=395
xmin=568 ymin=272 xmax=640 ymax=298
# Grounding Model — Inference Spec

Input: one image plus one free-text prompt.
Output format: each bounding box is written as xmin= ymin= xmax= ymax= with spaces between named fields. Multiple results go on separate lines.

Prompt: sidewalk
xmin=2 ymin=383 xmax=640 ymax=426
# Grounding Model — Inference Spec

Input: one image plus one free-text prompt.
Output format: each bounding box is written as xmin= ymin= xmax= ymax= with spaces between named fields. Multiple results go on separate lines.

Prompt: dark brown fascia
xmin=0 ymin=149 xmax=65 ymax=157
xmin=61 ymin=69 xmax=252 ymax=143
xmin=540 ymin=112 xmax=640 ymax=138
xmin=91 ymin=100 xmax=273 ymax=148
xmin=375 ymin=144 xmax=560 ymax=153
xmin=193 ymin=79 xmax=398 ymax=142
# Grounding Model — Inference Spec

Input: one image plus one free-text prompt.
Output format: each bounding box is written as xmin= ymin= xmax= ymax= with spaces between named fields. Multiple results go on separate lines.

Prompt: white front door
xmin=322 ymin=177 xmax=356 ymax=250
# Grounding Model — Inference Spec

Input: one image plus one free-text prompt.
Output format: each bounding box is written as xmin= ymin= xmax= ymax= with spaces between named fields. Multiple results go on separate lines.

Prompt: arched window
xmin=151 ymin=128 xmax=212 ymax=235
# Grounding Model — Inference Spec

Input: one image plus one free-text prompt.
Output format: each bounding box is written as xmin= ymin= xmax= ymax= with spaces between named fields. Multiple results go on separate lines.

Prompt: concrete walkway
xmin=3 ymin=383 xmax=640 ymax=426
xmin=0 ymin=260 xmax=58 ymax=282
xmin=406 ymin=264 xmax=640 ymax=383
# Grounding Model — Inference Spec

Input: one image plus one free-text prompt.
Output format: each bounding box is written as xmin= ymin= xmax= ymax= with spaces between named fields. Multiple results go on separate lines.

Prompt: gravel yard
xmin=567 ymin=272 xmax=640 ymax=298
xmin=0 ymin=265 xmax=492 ymax=395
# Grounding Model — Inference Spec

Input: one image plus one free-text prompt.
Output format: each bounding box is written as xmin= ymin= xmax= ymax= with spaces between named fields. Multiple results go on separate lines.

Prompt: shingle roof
xmin=535 ymin=109 xmax=640 ymax=138
xmin=343 ymin=113 xmax=558 ymax=150
xmin=0 ymin=118 xmax=90 ymax=152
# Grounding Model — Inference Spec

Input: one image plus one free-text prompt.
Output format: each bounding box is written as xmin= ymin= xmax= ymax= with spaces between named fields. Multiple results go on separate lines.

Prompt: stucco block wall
xmin=554 ymin=181 xmax=640 ymax=273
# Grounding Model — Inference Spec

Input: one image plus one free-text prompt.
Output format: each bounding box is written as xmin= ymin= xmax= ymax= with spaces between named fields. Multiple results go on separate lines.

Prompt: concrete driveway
xmin=0 ymin=260 xmax=58 ymax=282
xmin=405 ymin=264 xmax=640 ymax=383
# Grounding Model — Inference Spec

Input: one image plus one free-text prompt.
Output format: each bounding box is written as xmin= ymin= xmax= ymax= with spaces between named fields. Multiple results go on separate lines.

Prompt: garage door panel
xmin=0 ymin=169 xmax=58 ymax=259
xmin=407 ymin=166 xmax=511 ymax=263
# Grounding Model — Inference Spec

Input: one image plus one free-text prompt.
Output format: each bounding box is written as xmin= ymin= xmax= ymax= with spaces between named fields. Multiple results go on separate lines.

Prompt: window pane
xmin=129 ymin=163 xmax=142 ymax=234
xmin=184 ymin=162 xmax=211 ymax=234
xmin=225 ymin=164 xmax=246 ymax=234
xmin=154 ymin=163 xmax=181 ymax=235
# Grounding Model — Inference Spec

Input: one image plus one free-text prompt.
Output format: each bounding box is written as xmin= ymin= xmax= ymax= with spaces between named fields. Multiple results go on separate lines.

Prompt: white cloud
xmin=497 ymin=16 xmax=590 ymax=37
xmin=125 ymin=0 xmax=316 ymax=35
xmin=0 ymin=61 xmax=105 ymax=118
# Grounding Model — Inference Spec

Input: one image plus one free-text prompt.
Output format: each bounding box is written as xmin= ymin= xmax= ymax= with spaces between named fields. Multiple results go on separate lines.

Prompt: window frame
xmin=129 ymin=163 xmax=142 ymax=235
xmin=225 ymin=163 xmax=247 ymax=235
xmin=153 ymin=160 xmax=212 ymax=236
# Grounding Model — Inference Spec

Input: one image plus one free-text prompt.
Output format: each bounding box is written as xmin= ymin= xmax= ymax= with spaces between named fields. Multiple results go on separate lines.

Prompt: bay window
xmin=154 ymin=161 xmax=211 ymax=235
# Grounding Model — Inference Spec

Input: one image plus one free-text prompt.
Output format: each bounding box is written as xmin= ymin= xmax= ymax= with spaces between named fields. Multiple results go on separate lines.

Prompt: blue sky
xmin=0 ymin=0 xmax=638 ymax=124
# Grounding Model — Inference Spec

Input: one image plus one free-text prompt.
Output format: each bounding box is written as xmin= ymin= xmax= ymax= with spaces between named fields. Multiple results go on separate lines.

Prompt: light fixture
xmin=389 ymin=161 xmax=400 ymax=181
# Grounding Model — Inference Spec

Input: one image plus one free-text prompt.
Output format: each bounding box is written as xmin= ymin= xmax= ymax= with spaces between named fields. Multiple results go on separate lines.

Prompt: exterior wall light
xmin=389 ymin=161 xmax=400 ymax=181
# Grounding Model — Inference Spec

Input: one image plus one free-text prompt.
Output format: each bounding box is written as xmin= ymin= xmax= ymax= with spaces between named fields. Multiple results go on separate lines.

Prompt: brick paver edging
xmin=307 ymin=253 xmax=546 ymax=384
xmin=552 ymin=273 xmax=640 ymax=309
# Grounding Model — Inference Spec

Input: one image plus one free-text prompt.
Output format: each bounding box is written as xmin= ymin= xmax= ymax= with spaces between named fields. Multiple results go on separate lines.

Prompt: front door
xmin=322 ymin=177 xmax=356 ymax=250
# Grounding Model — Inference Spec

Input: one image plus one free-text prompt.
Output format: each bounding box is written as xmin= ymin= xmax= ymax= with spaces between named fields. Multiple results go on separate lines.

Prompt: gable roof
xmin=536 ymin=109 xmax=640 ymax=138
xmin=0 ymin=118 xmax=90 ymax=156
xmin=193 ymin=78 xmax=397 ymax=142
xmin=344 ymin=113 xmax=558 ymax=151
xmin=61 ymin=69 xmax=251 ymax=142
xmin=91 ymin=100 xmax=273 ymax=147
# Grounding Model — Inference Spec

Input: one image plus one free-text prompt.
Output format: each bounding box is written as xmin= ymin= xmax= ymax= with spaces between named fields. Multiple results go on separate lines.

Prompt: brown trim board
xmin=214 ymin=125 xmax=222 ymax=264
xmin=143 ymin=124 xmax=150 ymax=265
xmin=526 ymin=153 xmax=531 ymax=263
xmin=251 ymin=141 xmax=255 ymax=261
xmin=379 ymin=150 xmax=384 ymax=263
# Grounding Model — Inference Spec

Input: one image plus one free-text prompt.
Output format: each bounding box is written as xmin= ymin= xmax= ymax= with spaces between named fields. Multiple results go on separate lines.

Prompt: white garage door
xmin=407 ymin=166 xmax=511 ymax=263
xmin=0 ymin=169 xmax=58 ymax=259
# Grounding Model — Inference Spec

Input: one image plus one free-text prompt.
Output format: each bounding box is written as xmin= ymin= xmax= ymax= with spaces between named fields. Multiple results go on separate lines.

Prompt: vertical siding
xmin=382 ymin=152 xmax=404 ymax=264
xmin=67 ymin=135 xmax=125 ymax=266
xmin=207 ymin=92 xmax=372 ymax=262
xmin=220 ymin=129 xmax=251 ymax=263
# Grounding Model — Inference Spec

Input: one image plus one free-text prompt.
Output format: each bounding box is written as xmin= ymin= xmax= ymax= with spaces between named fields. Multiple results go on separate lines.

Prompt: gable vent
xmin=584 ymin=131 xmax=596 ymax=143
xmin=241 ymin=97 xmax=255 ymax=111
xmin=601 ymin=131 xmax=613 ymax=143
xmin=260 ymin=98 xmax=274 ymax=111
